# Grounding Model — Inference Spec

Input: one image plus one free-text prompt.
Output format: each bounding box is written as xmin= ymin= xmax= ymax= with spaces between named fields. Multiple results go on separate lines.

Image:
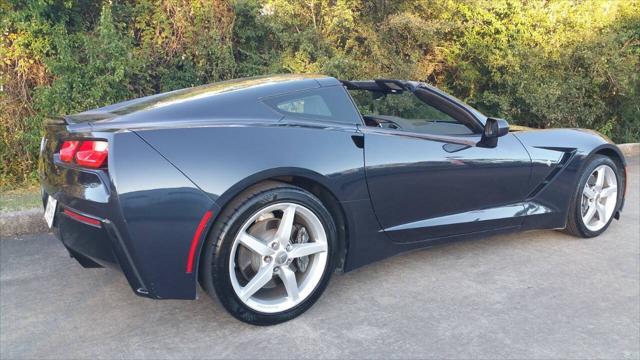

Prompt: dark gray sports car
xmin=39 ymin=74 xmax=627 ymax=325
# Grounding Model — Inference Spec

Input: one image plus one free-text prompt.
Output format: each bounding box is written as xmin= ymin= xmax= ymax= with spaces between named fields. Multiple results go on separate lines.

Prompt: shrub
xmin=1 ymin=0 xmax=638 ymax=189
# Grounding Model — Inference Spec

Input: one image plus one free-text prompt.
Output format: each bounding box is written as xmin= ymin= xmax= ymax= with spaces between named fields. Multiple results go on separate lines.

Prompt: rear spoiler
xmin=45 ymin=112 xmax=116 ymax=126
xmin=44 ymin=117 xmax=69 ymax=126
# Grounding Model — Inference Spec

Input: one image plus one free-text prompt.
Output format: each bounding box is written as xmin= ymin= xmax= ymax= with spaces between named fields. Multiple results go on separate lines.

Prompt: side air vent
xmin=527 ymin=150 xmax=575 ymax=199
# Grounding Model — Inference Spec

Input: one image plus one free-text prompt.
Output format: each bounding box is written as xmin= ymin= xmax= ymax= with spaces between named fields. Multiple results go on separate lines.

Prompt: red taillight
xmin=60 ymin=141 xmax=80 ymax=162
xmin=58 ymin=140 xmax=108 ymax=168
xmin=75 ymin=141 xmax=108 ymax=168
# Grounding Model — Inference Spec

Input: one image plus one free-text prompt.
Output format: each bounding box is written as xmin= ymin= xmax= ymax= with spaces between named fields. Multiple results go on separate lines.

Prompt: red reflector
xmin=75 ymin=140 xmax=108 ymax=168
xmin=60 ymin=141 xmax=80 ymax=162
xmin=186 ymin=210 xmax=213 ymax=273
xmin=63 ymin=209 xmax=101 ymax=227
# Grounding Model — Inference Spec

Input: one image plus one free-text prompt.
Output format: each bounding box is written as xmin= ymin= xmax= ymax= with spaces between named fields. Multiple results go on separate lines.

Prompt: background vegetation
xmin=1 ymin=0 xmax=639 ymax=189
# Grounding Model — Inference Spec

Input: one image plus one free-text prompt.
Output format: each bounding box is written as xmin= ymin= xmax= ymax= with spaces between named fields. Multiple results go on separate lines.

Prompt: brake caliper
xmin=292 ymin=225 xmax=310 ymax=272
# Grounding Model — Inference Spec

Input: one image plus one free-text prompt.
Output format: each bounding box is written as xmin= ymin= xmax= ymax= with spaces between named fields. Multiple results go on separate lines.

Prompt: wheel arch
xmin=593 ymin=145 xmax=626 ymax=170
xmin=195 ymin=167 xmax=350 ymax=288
xmin=570 ymin=144 xmax=626 ymax=192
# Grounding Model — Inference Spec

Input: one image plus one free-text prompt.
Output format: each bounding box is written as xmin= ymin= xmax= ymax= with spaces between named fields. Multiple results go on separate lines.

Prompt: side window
xmin=265 ymin=87 xmax=361 ymax=124
xmin=275 ymin=94 xmax=331 ymax=117
xmin=349 ymin=90 xmax=475 ymax=136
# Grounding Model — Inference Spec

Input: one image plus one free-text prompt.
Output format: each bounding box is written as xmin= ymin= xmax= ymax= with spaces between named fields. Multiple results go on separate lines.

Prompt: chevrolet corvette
xmin=39 ymin=74 xmax=627 ymax=325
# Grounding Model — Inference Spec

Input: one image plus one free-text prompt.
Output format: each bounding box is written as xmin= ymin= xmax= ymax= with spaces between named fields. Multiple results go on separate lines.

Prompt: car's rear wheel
xmin=566 ymin=155 xmax=623 ymax=238
xmin=200 ymin=182 xmax=337 ymax=325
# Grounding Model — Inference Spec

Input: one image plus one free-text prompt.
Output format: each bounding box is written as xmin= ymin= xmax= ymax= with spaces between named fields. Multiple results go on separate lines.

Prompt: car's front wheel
xmin=566 ymin=155 xmax=624 ymax=238
xmin=200 ymin=182 xmax=337 ymax=325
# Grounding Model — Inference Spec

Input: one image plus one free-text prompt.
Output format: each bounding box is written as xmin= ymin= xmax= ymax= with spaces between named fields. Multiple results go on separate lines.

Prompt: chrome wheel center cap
xmin=276 ymin=251 xmax=288 ymax=265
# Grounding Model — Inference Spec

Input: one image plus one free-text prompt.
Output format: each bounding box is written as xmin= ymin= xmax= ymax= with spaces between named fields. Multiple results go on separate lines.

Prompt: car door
xmin=354 ymin=87 xmax=532 ymax=244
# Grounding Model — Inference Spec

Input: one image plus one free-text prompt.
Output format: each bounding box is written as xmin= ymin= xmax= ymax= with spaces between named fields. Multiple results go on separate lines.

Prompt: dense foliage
xmin=1 ymin=0 xmax=639 ymax=188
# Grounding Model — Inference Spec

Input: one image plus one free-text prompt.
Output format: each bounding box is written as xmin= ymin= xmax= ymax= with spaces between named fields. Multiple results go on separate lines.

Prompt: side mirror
xmin=478 ymin=117 xmax=509 ymax=148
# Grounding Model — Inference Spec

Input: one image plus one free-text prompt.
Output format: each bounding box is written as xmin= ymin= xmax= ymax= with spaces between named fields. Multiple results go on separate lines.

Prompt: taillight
xmin=60 ymin=141 xmax=80 ymax=162
xmin=59 ymin=140 xmax=108 ymax=168
xmin=75 ymin=141 xmax=108 ymax=168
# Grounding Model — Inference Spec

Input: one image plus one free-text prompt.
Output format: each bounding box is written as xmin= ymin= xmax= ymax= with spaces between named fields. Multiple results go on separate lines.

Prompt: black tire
xmin=565 ymin=155 xmax=624 ymax=238
xmin=199 ymin=181 xmax=337 ymax=325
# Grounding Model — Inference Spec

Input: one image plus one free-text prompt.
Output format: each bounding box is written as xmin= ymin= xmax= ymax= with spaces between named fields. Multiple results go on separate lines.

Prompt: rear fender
xmin=134 ymin=123 xmax=375 ymax=274
xmin=110 ymin=131 xmax=218 ymax=299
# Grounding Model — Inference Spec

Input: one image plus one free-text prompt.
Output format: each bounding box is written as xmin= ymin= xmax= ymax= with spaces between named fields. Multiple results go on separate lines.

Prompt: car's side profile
xmin=39 ymin=74 xmax=626 ymax=325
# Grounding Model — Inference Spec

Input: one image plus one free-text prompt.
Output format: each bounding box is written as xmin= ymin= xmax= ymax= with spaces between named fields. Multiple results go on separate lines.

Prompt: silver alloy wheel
xmin=581 ymin=164 xmax=618 ymax=232
xmin=229 ymin=203 xmax=328 ymax=313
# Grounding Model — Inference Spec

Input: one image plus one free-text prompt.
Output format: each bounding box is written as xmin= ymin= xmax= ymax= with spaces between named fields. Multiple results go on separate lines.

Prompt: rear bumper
xmin=56 ymin=206 xmax=117 ymax=268
xmin=39 ymin=128 xmax=217 ymax=300
xmin=39 ymin=127 xmax=152 ymax=297
xmin=43 ymin=184 xmax=154 ymax=298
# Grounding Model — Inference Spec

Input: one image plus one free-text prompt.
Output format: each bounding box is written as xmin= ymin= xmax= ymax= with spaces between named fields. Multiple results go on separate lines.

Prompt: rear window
xmin=264 ymin=87 xmax=361 ymax=124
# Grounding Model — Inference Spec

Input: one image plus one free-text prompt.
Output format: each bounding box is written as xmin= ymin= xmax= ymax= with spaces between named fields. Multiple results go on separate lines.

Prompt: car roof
xmin=67 ymin=75 xmax=342 ymax=124
xmin=67 ymin=74 xmax=486 ymax=130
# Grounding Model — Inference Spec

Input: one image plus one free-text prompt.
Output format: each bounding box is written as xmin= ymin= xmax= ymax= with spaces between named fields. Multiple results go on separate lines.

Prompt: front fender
xmin=513 ymin=128 xmax=625 ymax=230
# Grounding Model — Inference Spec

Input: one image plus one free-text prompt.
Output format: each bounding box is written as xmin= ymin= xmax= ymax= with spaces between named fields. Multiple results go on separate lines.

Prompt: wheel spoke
xmin=595 ymin=169 xmax=605 ymax=190
xmin=583 ymin=204 xmax=596 ymax=224
xmin=600 ymin=185 xmax=617 ymax=198
xmin=289 ymin=242 xmax=327 ymax=258
xmin=596 ymin=202 xmax=607 ymax=223
xmin=238 ymin=263 xmax=274 ymax=302
xmin=583 ymin=186 xmax=596 ymax=199
xmin=239 ymin=232 xmax=273 ymax=256
xmin=275 ymin=205 xmax=296 ymax=246
xmin=278 ymin=266 xmax=299 ymax=301
xmin=604 ymin=167 xmax=616 ymax=187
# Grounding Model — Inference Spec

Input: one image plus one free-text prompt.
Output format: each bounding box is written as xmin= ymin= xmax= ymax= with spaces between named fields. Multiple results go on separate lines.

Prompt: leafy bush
xmin=1 ymin=0 xmax=638 ymax=189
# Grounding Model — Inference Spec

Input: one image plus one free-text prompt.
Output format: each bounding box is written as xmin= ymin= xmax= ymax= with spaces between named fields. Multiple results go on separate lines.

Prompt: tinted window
xmin=349 ymin=89 xmax=475 ymax=136
xmin=276 ymin=94 xmax=332 ymax=117
xmin=265 ymin=87 xmax=361 ymax=124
